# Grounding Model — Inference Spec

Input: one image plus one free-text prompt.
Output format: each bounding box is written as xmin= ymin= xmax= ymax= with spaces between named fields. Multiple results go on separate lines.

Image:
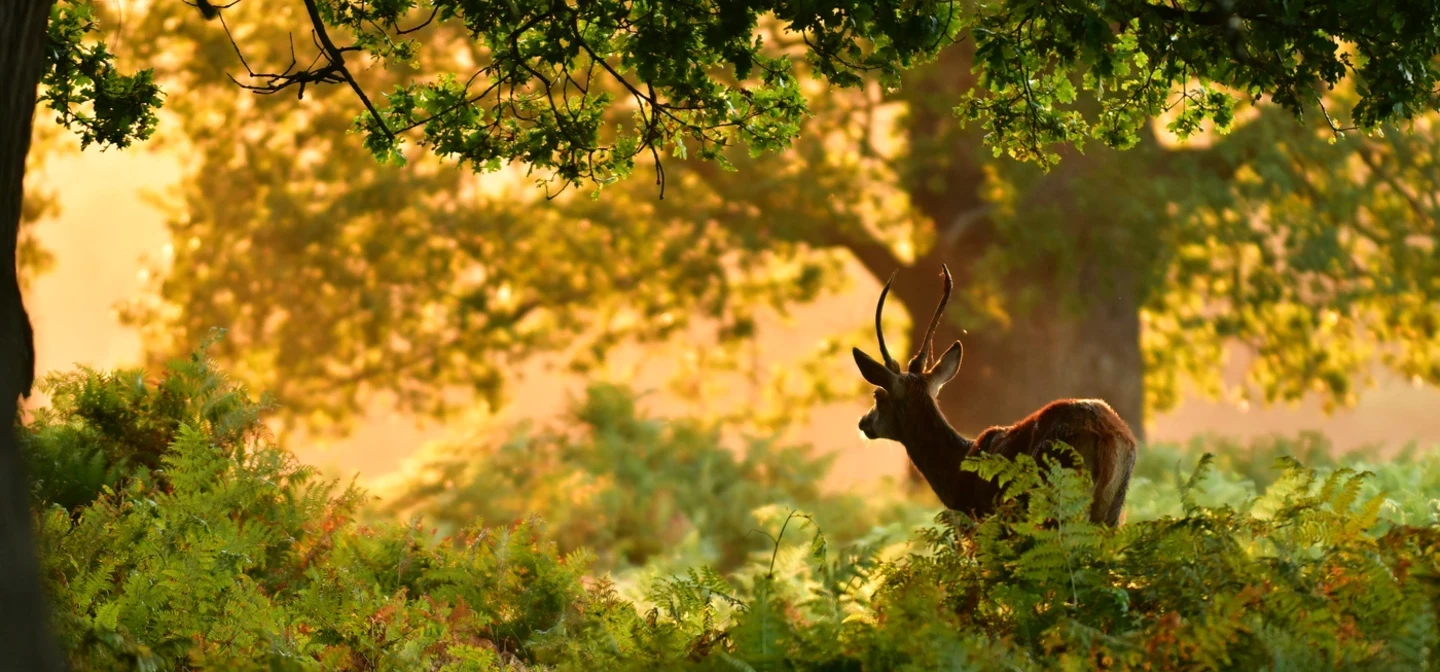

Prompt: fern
xmin=24 ymin=341 xmax=1440 ymax=670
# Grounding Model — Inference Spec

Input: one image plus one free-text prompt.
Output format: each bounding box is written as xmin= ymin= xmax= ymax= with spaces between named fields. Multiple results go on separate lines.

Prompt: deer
xmin=852 ymin=265 xmax=1139 ymax=526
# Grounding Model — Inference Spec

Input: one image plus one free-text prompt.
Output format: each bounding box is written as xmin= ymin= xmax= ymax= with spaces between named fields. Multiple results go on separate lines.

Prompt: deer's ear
xmin=853 ymin=348 xmax=896 ymax=388
xmin=926 ymin=341 xmax=963 ymax=396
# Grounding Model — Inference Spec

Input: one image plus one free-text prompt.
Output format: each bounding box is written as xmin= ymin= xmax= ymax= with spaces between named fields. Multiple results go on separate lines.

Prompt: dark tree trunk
xmin=0 ymin=0 xmax=63 ymax=668
xmin=894 ymin=269 xmax=1145 ymax=440
xmin=887 ymin=44 xmax=1148 ymax=495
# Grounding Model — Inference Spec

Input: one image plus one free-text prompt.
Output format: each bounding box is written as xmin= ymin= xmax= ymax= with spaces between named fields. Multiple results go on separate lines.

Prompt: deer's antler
xmin=876 ymin=270 xmax=900 ymax=372
xmin=910 ymin=264 xmax=952 ymax=374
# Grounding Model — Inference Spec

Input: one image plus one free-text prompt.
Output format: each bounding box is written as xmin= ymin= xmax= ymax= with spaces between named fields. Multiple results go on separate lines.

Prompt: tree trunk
xmin=895 ymin=267 xmax=1145 ymax=439
xmin=0 ymin=0 xmax=63 ymax=668
xmin=888 ymin=43 xmax=1148 ymax=496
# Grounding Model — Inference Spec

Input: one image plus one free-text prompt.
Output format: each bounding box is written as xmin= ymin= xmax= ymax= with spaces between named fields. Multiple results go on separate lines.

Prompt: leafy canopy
xmin=42 ymin=0 xmax=162 ymax=150
xmin=103 ymin=0 xmax=1440 ymax=433
xmin=42 ymin=0 xmax=1440 ymax=186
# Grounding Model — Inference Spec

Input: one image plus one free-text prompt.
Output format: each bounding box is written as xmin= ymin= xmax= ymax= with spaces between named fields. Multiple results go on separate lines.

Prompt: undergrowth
xmin=370 ymin=382 xmax=927 ymax=579
xmin=20 ymin=338 xmax=1440 ymax=670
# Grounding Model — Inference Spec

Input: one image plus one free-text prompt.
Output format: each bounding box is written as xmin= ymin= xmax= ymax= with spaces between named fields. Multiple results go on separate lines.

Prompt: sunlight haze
xmin=27 ymin=145 xmax=1440 ymax=494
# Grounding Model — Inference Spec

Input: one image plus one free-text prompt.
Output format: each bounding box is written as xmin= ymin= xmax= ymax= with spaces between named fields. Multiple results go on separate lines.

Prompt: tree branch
xmin=827 ymin=230 xmax=905 ymax=282
xmin=218 ymin=0 xmax=394 ymax=139
xmin=940 ymin=205 xmax=992 ymax=249
xmin=299 ymin=0 xmax=393 ymax=139
xmin=1356 ymin=144 xmax=1437 ymax=234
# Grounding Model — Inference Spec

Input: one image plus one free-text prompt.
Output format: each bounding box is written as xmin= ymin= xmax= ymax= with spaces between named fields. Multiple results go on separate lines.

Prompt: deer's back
xmin=974 ymin=398 xmax=1138 ymax=525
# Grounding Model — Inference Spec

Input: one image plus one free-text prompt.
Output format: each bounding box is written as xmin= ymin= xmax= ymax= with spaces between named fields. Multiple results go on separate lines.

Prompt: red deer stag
xmin=852 ymin=266 xmax=1139 ymax=525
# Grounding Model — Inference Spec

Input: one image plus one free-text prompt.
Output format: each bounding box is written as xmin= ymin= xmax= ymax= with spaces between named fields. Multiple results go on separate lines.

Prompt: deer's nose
xmin=858 ymin=414 xmax=876 ymax=439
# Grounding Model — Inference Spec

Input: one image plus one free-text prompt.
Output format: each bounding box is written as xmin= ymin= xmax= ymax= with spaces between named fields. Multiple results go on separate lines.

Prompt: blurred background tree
xmin=100 ymin=0 xmax=1440 ymax=495
xmin=18 ymin=121 xmax=61 ymax=291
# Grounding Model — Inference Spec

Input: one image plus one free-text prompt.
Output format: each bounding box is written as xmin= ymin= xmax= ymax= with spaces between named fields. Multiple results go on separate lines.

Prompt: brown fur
xmin=969 ymin=398 xmax=1138 ymax=525
xmin=854 ymin=267 xmax=1139 ymax=526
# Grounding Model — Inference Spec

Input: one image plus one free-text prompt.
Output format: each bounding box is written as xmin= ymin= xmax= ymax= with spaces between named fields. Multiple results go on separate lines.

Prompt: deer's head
xmin=853 ymin=266 xmax=962 ymax=442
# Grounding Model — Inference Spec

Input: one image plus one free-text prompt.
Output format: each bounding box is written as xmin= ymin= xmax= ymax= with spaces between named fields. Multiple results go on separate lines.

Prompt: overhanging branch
xmin=215 ymin=0 xmax=394 ymax=140
xmin=299 ymin=0 xmax=392 ymax=139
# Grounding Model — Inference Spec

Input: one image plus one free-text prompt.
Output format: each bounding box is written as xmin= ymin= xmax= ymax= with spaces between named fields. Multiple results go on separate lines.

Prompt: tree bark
xmin=888 ymin=43 xmax=1148 ymax=495
xmin=0 ymin=0 xmax=63 ymax=668
xmin=894 ymin=267 xmax=1145 ymax=441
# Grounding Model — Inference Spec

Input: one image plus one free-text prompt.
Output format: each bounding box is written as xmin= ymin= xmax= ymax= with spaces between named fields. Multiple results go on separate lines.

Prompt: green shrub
xmin=22 ymin=337 xmax=264 ymax=513
xmin=373 ymin=383 xmax=928 ymax=576
xmin=23 ymin=340 xmax=1440 ymax=670
xmin=1127 ymin=433 xmax=1440 ymax=528
xmin=648 ymin=450 xmax=1440 ymax=671
xmin=25 ymin=340 xmax=700 ymax=670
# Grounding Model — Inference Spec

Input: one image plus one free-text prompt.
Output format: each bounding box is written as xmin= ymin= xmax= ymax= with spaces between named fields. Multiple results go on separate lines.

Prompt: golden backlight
xmin=25 ymin=145 xmax=1440 ymax=495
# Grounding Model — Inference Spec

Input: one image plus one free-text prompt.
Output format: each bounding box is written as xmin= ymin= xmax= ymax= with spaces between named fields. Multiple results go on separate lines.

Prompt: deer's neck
xmin=896 ymin=397 xmax=1001 ymax=516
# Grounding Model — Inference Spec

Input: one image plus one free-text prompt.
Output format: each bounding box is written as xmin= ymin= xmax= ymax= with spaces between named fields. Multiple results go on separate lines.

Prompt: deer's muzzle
xmin=858 ymin=412 xmax=878 ymax=440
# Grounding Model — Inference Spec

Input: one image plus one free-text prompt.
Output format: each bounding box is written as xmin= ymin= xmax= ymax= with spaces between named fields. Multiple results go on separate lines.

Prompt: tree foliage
xmin=25 ymin=347 xmax=1440 ymax=670
xmin=954 ymin=0 xmax=1440 ymax=165
xmin=45 ymin=0 xmax=1440 ymax=179
xmin=41 ymin=0 xmax=162 ymax=151
xmin=16 ymin=0 xmax=1427 ymax=436
xmin=112 ymin=0 xmax=883 ymax=432
xmin=115 ymin=12 xmax=1440 ymax=438
xmin=1131 ymin=87 xmax=1440 ymax=410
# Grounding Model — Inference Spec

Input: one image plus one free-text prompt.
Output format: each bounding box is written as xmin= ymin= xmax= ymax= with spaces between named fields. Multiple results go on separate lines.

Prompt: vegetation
xmin=42 ymin=0 xmax=1440 ymax=179
xmin=59 ymin=0 xmax=1431 ymax=470
xmin=24 ymin=343 xmax=1440 ymax=670
xmin=371 ymin=381 xmax=929 ymax=576
xmin=15 ymin=1 xmax=1440 ymax=669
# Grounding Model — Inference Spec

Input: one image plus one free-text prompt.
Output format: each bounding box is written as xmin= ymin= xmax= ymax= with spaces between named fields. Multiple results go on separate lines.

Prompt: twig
xmin=299 ymin=0 xmax=394 ymax=139
xmin=215 ymin=0 xmax=394 ymax=138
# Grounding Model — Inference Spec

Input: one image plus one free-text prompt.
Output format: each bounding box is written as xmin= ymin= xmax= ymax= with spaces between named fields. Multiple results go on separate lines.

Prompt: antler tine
xmin=917 ymin=264 xmax=953 ymax=371
xmin=876 ymin=270 xmax=899 ymax=372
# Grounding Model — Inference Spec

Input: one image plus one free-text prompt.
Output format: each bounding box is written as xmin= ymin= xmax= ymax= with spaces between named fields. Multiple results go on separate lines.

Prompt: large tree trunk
xmin=894 ymin=266 xmax=1145 ymax=439
xmin=888 ymin=43 xmax=1148 ymax=495
xmin=0 ymin=0 xmax=63 ymax=668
